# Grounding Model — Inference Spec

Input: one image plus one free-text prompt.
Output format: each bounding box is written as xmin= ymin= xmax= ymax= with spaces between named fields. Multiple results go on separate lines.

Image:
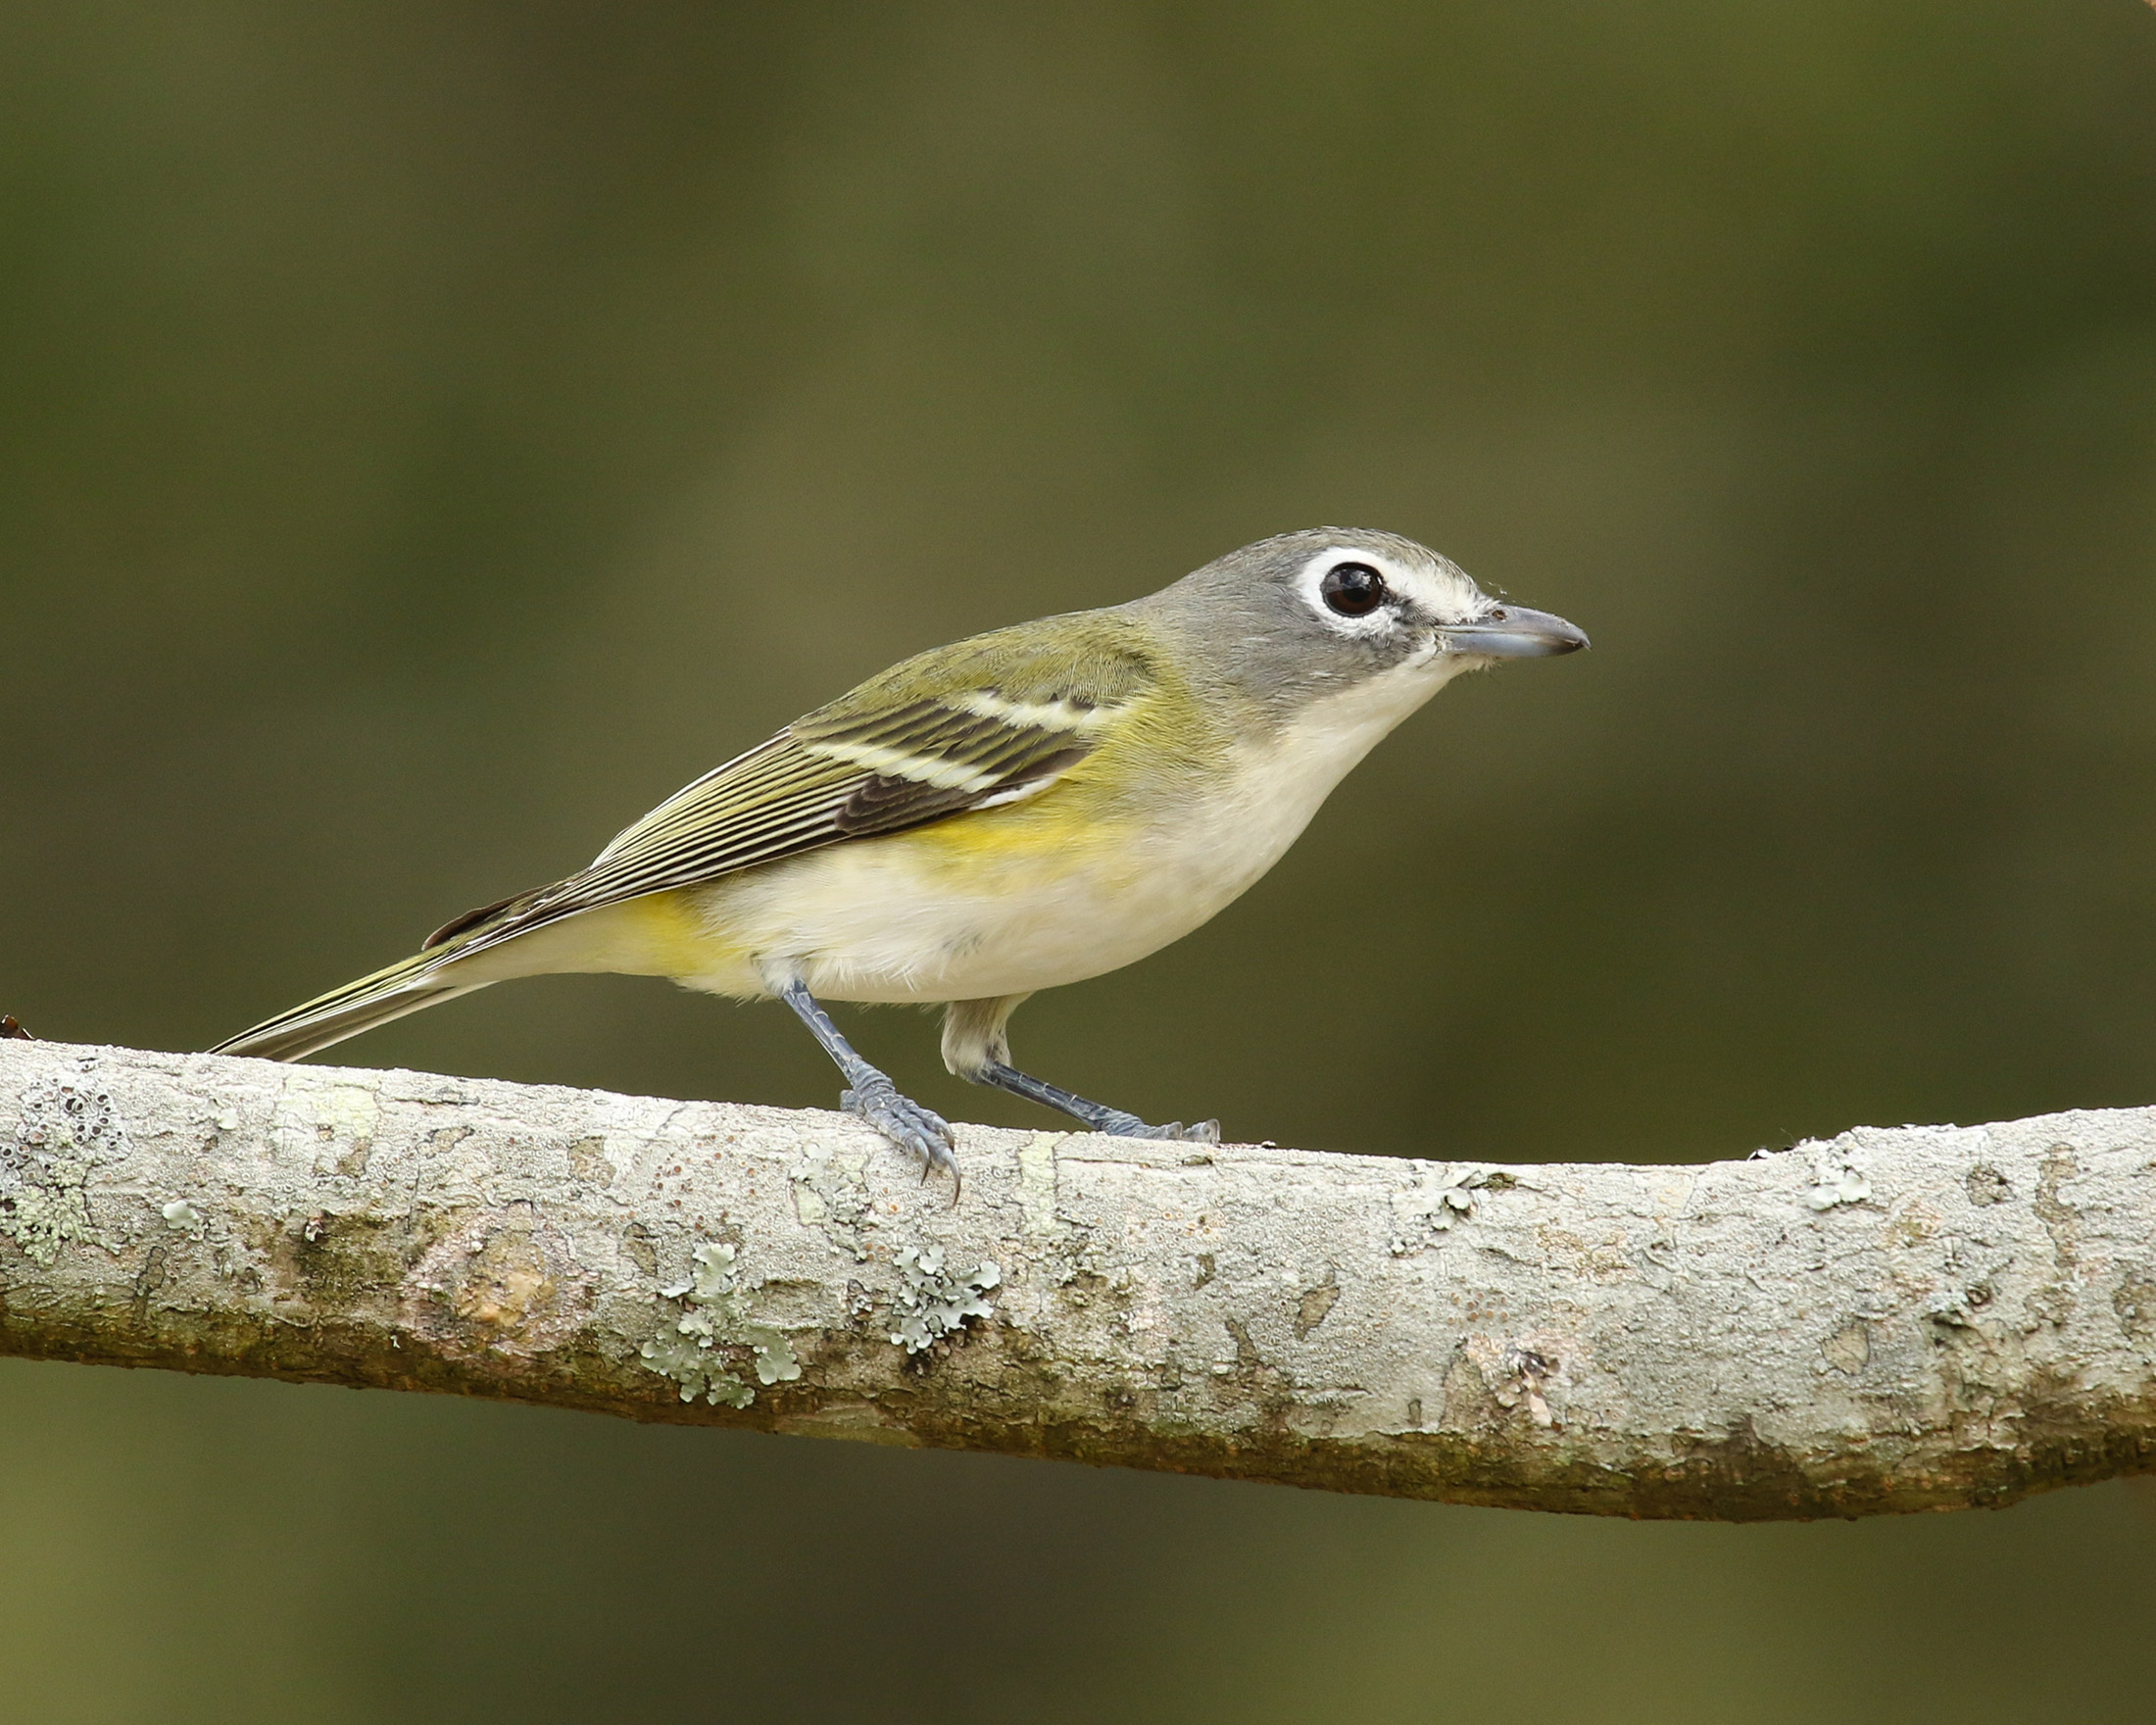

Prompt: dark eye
xmin=1320 ymin=563 xmax=1386 ymax=616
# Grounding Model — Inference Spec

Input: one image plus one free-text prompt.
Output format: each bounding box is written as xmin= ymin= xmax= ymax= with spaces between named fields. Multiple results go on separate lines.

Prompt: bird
xmin=213 ymin=527 xmax=1587 ymax=1185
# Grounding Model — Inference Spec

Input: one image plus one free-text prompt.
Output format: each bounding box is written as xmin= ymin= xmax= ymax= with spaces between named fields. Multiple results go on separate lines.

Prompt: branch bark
xmin=2 ymin=1039 xmax=2151 ymax=1518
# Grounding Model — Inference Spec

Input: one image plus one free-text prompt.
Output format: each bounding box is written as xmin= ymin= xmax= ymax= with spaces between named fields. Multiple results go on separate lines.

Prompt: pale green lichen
xmin=749 ymin=1330 xmax=800 ymax=1385
xmin=681 ymin=1239 xmax=737 ymax=1304
xmin=640 ymin=1321 xmax=752 ymax=1407
xmin=1804 ymin=1144 xmax=1873 ymax=1211
xmin=639 ymin=1240 xmax=803 ymax=1406
xmin=888 ymin=1245 xmax=1001 ymax=1354
xmin=2 ymin=1077 xmax=119 ymax=1265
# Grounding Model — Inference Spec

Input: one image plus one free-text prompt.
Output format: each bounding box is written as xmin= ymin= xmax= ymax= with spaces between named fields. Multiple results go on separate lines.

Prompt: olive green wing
xmin=427 ymin=612 xmax=1159 ymax=956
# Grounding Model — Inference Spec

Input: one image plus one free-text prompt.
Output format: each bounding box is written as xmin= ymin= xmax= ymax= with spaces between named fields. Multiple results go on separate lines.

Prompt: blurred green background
xmin=5 ymin=2 xmax=2156 ymax=1719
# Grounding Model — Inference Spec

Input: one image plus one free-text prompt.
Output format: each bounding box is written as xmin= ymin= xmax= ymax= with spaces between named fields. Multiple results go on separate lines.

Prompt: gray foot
xmin=842 ymin=1078 xmax=958 ymax=1185
xmin=1094 ymin=1109 xmax=1221 ymax=1144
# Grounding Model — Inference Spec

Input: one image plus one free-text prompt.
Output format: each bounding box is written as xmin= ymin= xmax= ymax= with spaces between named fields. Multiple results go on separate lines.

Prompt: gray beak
xmin=1440 ymin=605 xmax=1590 ymax=659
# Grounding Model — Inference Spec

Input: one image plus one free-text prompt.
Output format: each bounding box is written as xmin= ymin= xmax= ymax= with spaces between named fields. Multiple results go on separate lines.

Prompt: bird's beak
xmin=1440 ymin=606 xmax=1590 ymax=659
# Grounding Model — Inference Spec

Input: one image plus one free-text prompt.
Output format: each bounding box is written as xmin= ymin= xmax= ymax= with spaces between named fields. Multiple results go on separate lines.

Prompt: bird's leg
xmin=939 ymin=996 xmax=1220 ymax=1145
xmin=972 ymin=1060 xmax=1220 ymax=1145
xmin=775 ymin=978 xmax=958 ymax=1186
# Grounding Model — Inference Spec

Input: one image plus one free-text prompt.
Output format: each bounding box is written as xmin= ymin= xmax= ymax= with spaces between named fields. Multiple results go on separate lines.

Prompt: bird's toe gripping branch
xmin=840 ymin=1077 xmax=958 ymax=1185
xmin=1098 ymin=1111 xmax=1221 ymax=1144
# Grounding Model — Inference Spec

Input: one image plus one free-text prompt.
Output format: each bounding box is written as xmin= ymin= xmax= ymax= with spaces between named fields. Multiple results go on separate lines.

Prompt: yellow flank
xmin=611 ymin=889 xmax=748 ymax=977
xmin=685 ymin=779 xmax=1160 ymax=1005
xmin=494 ymin=772 xmax=1147 ymax=1007
xmin=858 ymin=772 xmax=1133 ymax=874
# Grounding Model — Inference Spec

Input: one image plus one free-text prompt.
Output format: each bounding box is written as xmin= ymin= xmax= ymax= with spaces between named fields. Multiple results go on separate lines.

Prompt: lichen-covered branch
xmin=2 ymin=1040 xmax=2152 ymax=1518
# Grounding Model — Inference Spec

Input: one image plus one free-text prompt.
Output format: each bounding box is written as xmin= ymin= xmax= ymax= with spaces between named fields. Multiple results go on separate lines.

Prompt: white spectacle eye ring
xmin=1298 ymin=548 xmax=1407 ymax=635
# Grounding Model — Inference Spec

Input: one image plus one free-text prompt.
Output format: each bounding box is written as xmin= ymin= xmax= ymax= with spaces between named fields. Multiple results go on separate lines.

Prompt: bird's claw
xmin=842 ymin=1081 xmax=959 ymax=1191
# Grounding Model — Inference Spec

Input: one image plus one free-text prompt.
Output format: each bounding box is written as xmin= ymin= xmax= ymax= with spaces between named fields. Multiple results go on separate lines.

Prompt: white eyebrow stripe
xmin=802 ymin=738 xmax=1004 ymax=792
xmin=948 ymin=690 xmax=1121 ymax=731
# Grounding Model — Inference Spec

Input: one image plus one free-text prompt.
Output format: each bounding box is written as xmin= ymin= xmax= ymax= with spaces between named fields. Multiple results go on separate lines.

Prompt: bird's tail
xmin=209 ymin=948 xmax=490 ymax=1062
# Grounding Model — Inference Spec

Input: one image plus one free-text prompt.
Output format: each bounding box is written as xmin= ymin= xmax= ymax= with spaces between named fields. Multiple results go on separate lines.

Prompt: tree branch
xmin=2 ymin=1039 xmax=2151 ymax=1517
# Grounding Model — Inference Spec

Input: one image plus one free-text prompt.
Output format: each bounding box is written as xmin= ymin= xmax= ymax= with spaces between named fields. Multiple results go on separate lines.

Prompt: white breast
xmin=1187 ymin=646 xmax=1464 ymax=906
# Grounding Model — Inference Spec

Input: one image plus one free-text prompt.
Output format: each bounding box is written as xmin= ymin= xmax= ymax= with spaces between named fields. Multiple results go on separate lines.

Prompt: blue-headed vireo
xmin=214 ymin=528 xmax=1587 ymax=1183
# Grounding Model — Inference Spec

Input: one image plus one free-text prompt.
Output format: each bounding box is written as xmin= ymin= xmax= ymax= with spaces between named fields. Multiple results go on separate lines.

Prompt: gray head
xmin=1133 ymin=527 xmax=1587 ymax=720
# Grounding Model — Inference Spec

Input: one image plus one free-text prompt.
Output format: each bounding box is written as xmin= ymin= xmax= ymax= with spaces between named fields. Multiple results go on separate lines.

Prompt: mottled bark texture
xmin=2 ymin=1040 xmax=2152 ymax=1518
